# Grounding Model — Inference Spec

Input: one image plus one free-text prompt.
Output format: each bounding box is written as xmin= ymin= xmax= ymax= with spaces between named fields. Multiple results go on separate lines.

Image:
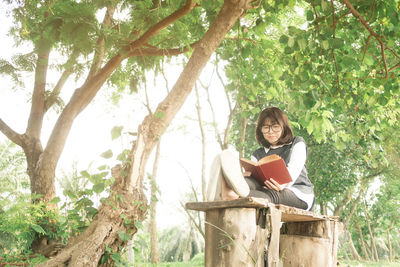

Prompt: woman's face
xmin=261 ymin=119 xmax=282 ymax=146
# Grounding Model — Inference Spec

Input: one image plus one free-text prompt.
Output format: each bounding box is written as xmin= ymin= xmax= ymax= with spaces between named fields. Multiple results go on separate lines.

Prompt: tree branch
xmin=0 ymin=118 xmax=25 ymax=147
xmin=342 ymin=0 xmax=390 ymax=77
xmin=26 ymin=38 xmax=51 ymax=139
xmin=125 ymin=0 xmax=198 ymax=53
xmin=331 ymin=0 xmax=342 ymax=97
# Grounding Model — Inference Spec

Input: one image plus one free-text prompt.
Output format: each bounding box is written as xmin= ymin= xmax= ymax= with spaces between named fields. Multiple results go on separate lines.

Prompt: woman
xmin=206 ymin=107 xmax=314 ymax=211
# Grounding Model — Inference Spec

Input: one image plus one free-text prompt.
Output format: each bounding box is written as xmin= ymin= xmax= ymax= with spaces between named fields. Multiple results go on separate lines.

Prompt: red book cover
xmin=240 ymin=154 xmax=292 ymax=185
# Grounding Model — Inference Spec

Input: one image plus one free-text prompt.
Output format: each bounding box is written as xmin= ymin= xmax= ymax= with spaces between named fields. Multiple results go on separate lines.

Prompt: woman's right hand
xmin=264 ymin=178 xmax=287 ymax=191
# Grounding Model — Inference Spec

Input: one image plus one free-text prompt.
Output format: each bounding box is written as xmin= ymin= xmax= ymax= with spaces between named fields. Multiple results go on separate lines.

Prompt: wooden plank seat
xmin=186 ymin=197 xmax=341 ymax=267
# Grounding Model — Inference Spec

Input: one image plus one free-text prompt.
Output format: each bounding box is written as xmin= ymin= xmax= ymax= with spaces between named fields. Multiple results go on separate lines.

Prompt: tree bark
xmin=38 ymin=0 xmax=253 ymax=265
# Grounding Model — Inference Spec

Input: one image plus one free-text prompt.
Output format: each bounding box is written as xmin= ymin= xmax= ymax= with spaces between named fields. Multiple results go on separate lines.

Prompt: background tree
xmin=0 ymin=0 xmax=257 ymax=265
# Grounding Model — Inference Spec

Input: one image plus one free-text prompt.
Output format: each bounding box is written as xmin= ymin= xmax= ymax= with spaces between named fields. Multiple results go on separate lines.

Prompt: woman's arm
xmin=287 ymin=141 xmax=307 ymax=185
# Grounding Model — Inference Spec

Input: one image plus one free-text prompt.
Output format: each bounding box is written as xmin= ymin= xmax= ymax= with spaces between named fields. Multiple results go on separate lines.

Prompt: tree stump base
xmin=186 ymin=197 xmax=341 ymax=267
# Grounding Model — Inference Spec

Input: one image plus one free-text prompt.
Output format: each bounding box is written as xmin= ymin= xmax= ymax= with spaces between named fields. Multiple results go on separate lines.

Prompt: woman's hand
xmin=243 ymin=171 xmax=251 ymax=177
xmin=264 ymin=178 xmax=287 ymax=191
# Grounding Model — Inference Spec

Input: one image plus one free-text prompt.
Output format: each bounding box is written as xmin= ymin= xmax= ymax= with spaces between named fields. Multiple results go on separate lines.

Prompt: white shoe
xmin=206 ymin=155 xmax=223 ymax=201
xmin=220 ymin=150 xmax=250 ymax=197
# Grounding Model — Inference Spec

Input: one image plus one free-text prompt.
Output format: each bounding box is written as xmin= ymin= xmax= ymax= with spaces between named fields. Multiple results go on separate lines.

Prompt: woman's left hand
xmin=264 ymin=178 xmax=287 ymax=191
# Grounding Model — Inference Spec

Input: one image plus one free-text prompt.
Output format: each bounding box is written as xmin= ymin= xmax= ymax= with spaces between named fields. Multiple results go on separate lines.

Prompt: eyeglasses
xmin=261 ymin=124 xmax=281 ymax=133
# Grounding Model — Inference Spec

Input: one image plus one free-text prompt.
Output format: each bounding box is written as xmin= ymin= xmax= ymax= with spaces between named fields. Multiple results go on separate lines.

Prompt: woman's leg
xmin=206 ymin=150 xmax=250 ymax=201
xmin=245 ymin=178 xmax=307 ymax=209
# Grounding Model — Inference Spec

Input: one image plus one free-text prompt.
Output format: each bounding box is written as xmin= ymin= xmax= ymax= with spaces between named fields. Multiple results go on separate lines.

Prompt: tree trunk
xmin=364 ymin=205 xmax=379 ymax=262
xmin=345 ymin=230 xmax=361 ymax=261
xmin=320 ymin=204 xmax=327 ymax=215
xmin=354 ymin=218 xmax=370 ymax=261
xmin=37 ymin=0 xmax=253 ymax=265
xmin=387 ymin=229 xmax=392 ymax=262
xmin=150 ymin=142 xmax=161 ymax=264
xmin=194 ymin=83 xmax=207 ymax=201
xmin=386 ymin=215 xmax=398 ymax=262
xmin=239 ymin=117 xmax=247 ymax=159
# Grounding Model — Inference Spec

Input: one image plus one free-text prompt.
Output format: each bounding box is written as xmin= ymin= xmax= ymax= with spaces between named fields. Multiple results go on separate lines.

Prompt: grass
xmin=339 ymin=260 xmax=400 ymax=267
xmin=131 ymin=259 xmax=400 ymax=267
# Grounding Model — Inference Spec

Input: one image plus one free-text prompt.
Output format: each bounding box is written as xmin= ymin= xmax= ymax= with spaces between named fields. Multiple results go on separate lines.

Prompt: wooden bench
xmin=186 ymin=197 xmax=341 ymax=267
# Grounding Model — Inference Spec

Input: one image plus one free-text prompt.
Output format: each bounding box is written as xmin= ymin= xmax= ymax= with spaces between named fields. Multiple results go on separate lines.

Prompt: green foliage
xmin=0 ymin=159 xmax=115 ymax=262
xmin=0 ymin=141 xmax=29 ymax=199
xmin=0 ymin=195 xmax=70 ymax=256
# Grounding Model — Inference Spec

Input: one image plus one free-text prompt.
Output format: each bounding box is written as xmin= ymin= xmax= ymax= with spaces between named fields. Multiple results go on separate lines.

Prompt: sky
xmin=0 ymin=4 xmax=232 ymax=229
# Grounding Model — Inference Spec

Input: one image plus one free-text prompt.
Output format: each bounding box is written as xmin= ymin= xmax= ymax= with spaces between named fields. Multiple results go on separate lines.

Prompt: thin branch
xmin=160 ymin=61 xmax=170 ymax=94
xmin=45 ymin=50 xmax=79 ymax=111
xmin=86 ymin=5 xmax=116 ymax=81
xmin=310 ymin=0 xmax=320 ymax=30
xmin=128 ymin=42 xmax=198 ymax=57
xmin=45 ymin=70 xmax=70 ymax=112
xmin=215 ymin=57 xmax=233 ymax=112
xmin=144 ymin=77 xmax=153 ymax=115
xmin=246 ymin=0 xmax=261 ymax=9
xmin=194 ymin=82 xmax=207 ymax=201
xmin=222 ymin=102 xmax=238 ymax=149
xmin=388 ymin=62 xmax=400 ymax=73
xmin=199 ymin=71 xmax=225 ymax=150
xmin=226 ymin=36 xmax=256 ymax=44
xmin=179 ymin=201 xmax=205 ymax=238
xmin=367 ymin=51 xmax=384 ymax=73
xmin=330 ymin=0 xmax=342 ymax=97
xmin=361 ymin=34 xmax=372 ymax=64
xmin=379 ymin=40 xmax=388 ymax=78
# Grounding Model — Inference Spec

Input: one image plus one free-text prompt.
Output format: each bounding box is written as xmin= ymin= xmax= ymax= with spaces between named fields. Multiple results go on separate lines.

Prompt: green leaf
xmin=92 ymin=182 xmax=105 ymax=194
xmin=332 ymin=38 xmax=344 ymax=48
xmin=364 ymin=54 xmax=374 ymax=66
xmin=288 ymin=36 xmax=295 ymax=48
xmin=321 ymin=40 xmax=329 ymax=50
xmin=279 ymin=35 xmax=289 ymax=44
xmin=118 ymin=230 xmax=131 ymax=241
xmin=111 ymin=126 xmax=123 ymax=140
xmin=80 ymin=170 xmax=90 ymax=178
xmin=297 ymin=38 xmax=307 ymax=50
xmin=112 ymin=252 xmax=121 ymax=261
xmin=31 ymin=224 xmax=46 ymax=235
xmin=49 ymin=197 xmax=61 ymax=204
xmin=154 ymin=112 xmax=164 ymax=118
xmin=321 ymin=0 xmax=329 ymax=11
xmin=306 ymin=10 xmax=314 ymax=21
xmin=100 ymin=149 xmax=113 ymax=159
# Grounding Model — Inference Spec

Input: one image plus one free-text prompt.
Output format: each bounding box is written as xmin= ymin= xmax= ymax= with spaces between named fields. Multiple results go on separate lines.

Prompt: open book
xmin=240 ymin=154 xmax=292 ymax=185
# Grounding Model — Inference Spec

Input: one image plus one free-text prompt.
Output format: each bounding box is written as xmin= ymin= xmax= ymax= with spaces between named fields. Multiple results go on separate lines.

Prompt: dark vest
xmin=252 ymin=136 xmax=314 ymax=195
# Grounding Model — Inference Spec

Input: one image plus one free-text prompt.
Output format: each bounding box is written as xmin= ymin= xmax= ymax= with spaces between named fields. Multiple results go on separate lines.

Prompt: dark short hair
xmin=255 ymin=107 xmax=294 ymax=147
